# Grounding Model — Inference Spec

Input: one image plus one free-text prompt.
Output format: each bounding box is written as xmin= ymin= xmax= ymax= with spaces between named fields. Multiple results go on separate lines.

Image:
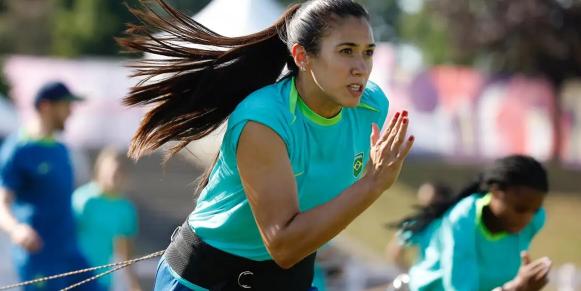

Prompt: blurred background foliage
xmin=1 ymin=0 xmax=580 ymax=88
xmin=0 ymin=0 xmax=579 ymax=112
xmin=1 ymin=0 xmax=580 ymax=283
xmin=0 ymin=0 xmax=210 ymax=57
xmin=0 ymin=66 xmax=8 ymax=98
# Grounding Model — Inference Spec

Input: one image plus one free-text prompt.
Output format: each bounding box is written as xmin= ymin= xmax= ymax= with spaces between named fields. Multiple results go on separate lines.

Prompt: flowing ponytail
xmin=393 ymin=177 xmax=484 ymax=234
xmin=119 ymin=0 xmax=370 ymax=191
xmin=118 ymin=0 xmax=301 ymax=160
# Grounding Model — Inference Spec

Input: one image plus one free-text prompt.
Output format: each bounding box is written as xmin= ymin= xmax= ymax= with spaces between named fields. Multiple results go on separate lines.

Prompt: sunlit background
xmin=0 ymin=0 xmax=580 ymax=290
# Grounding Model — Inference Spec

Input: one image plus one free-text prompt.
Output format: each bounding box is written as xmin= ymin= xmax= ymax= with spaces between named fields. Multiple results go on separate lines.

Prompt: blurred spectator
xmin=395 ymin=155 xmax=551 ymax=290
xmin=0 ymin=81 xmax=102 ymax=290
xmin=73 ymin=147 xmax=140 ymax=291
xmin=311 ymin=243 xmax=345 ymax=291
xmin=385 ymin=182 xmax=452 ymax=272
xmin=312 ymin=255 xmax=328 ymax=291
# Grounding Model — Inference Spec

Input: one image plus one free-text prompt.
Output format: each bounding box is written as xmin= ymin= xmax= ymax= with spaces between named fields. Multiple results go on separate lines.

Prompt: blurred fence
xmin=3 ymin=49 xmax=581 ymax=167
xmin=3 ymin=56 xmax=142 ymax=149
xmin=1 ymin=45 xmax=580 ymax=290
xmin=370 ymin=44 xmax=581 ymax=166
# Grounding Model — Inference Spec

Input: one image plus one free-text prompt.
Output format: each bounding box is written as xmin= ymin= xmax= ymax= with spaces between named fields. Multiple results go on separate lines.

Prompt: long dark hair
xmin=395 ymin=155 xmax=549 ymax=235
xmin=118 ymin=0 xmax=369 ymax=188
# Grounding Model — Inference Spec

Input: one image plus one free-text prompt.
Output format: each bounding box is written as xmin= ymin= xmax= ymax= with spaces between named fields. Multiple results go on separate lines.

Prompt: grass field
xmin=342 ymin=161 xmax=581 ymax=267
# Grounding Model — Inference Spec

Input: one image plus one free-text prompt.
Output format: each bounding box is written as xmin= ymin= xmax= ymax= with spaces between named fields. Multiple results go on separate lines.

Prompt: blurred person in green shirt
xmin=394 ymin=155 xmax=551 ymax=291
xmin=72 ymin=147 xmax=141 ymax=291
xmin=386 ymin=181 xmax=453 ymax=273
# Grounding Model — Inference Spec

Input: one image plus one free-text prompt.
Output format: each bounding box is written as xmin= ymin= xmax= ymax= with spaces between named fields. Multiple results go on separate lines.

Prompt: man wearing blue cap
xmin=0 ymin=82 xmax=103 ymax=290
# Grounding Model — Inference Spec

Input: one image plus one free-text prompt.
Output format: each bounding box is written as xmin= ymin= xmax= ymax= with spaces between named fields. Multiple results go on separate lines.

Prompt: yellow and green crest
xmin=353 ymin=152 xmax=364 ymax=178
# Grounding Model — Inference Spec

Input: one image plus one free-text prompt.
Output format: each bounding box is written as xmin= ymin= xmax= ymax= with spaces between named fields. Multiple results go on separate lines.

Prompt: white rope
xmin=0 ymin=250 xmax=165 ymax=290
xmin=60 ymin=262 xmax=131 ymax=291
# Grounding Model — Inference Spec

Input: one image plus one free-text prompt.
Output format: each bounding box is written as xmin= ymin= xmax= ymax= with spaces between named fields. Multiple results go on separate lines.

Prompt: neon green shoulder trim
xmin=357 ymin=102 xmax=379 ymax=112
xmin=290 ymin=78 xmax=342 ymax=126
xmin=476 ymin=193 xmax=508 ymax=241
xmin=19 ymin=130 xmax=57 ymax=146
xmin=289 ymin=78 xmax=299 ymax=124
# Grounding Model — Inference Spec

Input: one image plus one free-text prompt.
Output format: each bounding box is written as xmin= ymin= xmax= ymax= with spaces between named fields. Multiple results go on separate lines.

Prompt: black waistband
xmin=164 ymin=221 xmax=316 ymax=291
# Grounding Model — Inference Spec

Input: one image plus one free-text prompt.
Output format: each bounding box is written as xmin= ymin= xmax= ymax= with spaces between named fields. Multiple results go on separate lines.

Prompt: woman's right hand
xmin=10 ymin=223 xmax=43 ymax=253
xmin=363 ymin=111 xmax=414 ymax=197
xmin=505 ymin=251 xmax=551 ymax=291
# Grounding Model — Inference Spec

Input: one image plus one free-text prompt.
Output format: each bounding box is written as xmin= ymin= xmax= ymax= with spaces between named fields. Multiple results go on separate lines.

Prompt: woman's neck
xmin=96 ymin=181 xmax=119 ymax=196
xmin=482 ymin=205 xmax=506 ymax=234
xmin=295 ymin=73 xmax=342 ymax=118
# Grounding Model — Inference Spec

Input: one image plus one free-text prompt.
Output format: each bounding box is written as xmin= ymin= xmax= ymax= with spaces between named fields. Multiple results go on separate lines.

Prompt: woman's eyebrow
xmin=336 ymin=42 xmax=376 ymax=48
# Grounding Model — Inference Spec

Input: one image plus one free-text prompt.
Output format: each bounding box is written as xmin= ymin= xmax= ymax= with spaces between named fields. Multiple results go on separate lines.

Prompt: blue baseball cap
xmin=34 ymin=81 xmax=83 ymax=109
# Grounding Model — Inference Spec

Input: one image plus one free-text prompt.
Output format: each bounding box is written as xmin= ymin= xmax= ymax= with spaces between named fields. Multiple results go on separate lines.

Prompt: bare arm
xmin=116 ymin=237 xmax=142 ymax=291
xmin=0 ymin=188 xmax=19 ymax=233
xmin=0 ymin=187 xmax=42 ymax=252
xmin=237 ymin=113 xmax=413 ymax=268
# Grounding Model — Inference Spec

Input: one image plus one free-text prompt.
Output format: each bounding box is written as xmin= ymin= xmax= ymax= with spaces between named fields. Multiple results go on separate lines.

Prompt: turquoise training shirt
xmin=189 ymin=77 xmax=389 ymax=260
xmin=404 ymin=193 xmax=546 ymax=291
xmin=72 ymin=182 xmax=138 ymax=287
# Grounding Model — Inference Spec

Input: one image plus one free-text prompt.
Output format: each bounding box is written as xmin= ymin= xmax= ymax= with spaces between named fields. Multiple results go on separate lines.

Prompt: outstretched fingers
xmin=389 ymin=111 xmax=409 ymax=153
xmin=366 ymin=111 xmax=415 ymax=194
xmin=378 ymin=111 xmax=402 ymax=145
xmin=397 ymin=135 xmax=415 ymax=161
xmin=531 ymin=257 xmax=552 ymax=280
xmin=373 ymin=110 xmax=414 ymax=163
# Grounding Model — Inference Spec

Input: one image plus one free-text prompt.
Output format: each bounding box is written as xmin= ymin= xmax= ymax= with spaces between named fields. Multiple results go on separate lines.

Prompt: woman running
xmin=395 ymin=155 xmax=551 ymax=291
xmin=120 ymin=0 xmax=414 ymax=290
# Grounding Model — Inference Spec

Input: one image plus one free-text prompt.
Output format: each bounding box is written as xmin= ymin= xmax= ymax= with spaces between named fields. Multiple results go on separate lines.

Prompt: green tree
xmin=360 ymin=0 xmax=402 ymax=43
xmin=0 ymin=0 xmax=54 ymax=55
xmin=0 ymin=0 xmax=210 ymax=57
xmin=410 ymin=0 xmax=581 ymax=161
xmin=398 ymin=7 xmax=458 ymax=66
xmin=51 ymin=0 xmax=211 ymax=57
xmin=275 ymin=0 xmax=402 ymax=43
xmin=0 ymin=63 xmax=9 ymax=99
xmin=428 ymin=0 xmax=581 ymax=86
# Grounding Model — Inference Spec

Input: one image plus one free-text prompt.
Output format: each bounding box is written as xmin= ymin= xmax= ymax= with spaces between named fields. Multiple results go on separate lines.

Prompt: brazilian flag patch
xmin=353 ymin=152 xmax=364 ymax=178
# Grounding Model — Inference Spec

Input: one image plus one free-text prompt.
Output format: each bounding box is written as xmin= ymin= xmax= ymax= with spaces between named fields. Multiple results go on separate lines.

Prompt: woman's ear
xmin=291 ymin=43 xmax=308 ymax=71
xmin=489 ymin=184 xmax=505 ymax=199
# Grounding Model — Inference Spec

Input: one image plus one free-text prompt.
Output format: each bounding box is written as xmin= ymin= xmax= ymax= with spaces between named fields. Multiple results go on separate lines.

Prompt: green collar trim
xmin=289 ymin=78 xmax=298 ymax=124
xmin=476 ymin=193 xmax=508 ymax=241
xmin=357 ymin=102 xmax=379 ymax=112
xmin=19 ymin=130 xmax=57 ymax=146
xmin=102 ymin=191 xmax=122 ymax=200
xmin=290 ymin=78 xmax=342 ymax=126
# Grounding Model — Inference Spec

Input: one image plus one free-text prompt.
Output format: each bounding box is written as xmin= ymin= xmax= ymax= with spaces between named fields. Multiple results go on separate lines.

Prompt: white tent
xmin=147 ymin=0 xmax=284 ymax=57
xmin=194 ymin=0 xmax=284 ymax=37
xmin=178 ymin=0 xmax=285 ymax=167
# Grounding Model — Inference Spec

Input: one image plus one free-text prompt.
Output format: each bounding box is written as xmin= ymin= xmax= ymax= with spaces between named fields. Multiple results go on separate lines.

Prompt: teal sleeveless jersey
xmin=405 ymin=194 xmax=546 ymax=291
xmin=189 ymin=77 xmax=389 ymax=260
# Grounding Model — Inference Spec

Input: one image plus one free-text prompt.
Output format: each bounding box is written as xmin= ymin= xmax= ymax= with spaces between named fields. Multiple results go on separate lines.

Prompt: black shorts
xmin=164 ymin=221 xmax=316 ymax=291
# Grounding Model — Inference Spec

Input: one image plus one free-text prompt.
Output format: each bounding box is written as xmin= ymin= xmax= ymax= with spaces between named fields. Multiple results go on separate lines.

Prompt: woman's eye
xmin=365 ymin=49 xmax=375 ymax=57
xmin=340 ymin=48 xmax=353 ymax=55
